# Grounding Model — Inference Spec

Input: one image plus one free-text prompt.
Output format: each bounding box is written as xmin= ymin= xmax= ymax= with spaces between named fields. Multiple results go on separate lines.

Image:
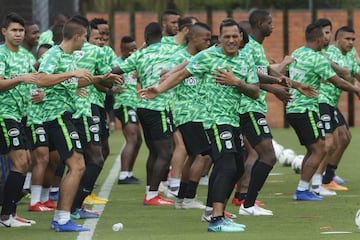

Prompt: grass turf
xmin=2 ymin=127 xmax=360 ymax=239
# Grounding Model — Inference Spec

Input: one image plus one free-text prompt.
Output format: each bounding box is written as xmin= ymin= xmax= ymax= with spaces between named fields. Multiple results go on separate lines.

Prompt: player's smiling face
xmin=220 ymin=25 xmax=242 ymax=57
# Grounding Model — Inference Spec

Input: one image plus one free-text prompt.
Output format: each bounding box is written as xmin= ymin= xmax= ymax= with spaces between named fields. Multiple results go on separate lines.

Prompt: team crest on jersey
xmin=240 ymin=67 xmax=248 ymax=75
xmin=220 ymin=131 xmax=232 ymax=140
xmin=73 ymin=51 xmax=84 ymax=58
xmin=70 ymin=131 xmax=80 ymax=139
xmin=257 ymin=118 xmax=267 ymax=125
xmin=321 ymin=114 xmax=330 ymax=122
xmin=8 ymin=128 xmax=20 ymax=137
xmin=35 ymin=127 xmax=46 ymax=135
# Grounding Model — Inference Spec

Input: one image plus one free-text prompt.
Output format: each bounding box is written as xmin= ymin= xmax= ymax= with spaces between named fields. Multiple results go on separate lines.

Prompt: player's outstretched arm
xmin=37 ymin=69 xmax=92 ymax=88
xmin=138 ymin=68 xmax=191 ymax=100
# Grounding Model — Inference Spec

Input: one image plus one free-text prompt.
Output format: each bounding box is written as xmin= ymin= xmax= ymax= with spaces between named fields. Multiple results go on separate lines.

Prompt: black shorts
xmin=73 ymin=116 xmax=101 ymax=149
xmin=43 ymin=112 xmax=83 ymax=162
xmin=240 ymin=112 xmax=272 ymax=148
xmin=178 ymin=122 xmax=211 ymax=156
xmin=25 ymin=124 xmax=48 ymax=150
xmin=206 ymin=124 xmax=244 ymax=163
xmin=286 ymin=110 xmax=325 ymax=146
xmin=114 ymin=105 xmax=139 ymax=127
xmin=137 ymin=108 xmax=173 ymax=141
xmin=0 ymin=118 xmax=28 ymax=154
xmin=91 ymin=104 xmax=109 ymax=140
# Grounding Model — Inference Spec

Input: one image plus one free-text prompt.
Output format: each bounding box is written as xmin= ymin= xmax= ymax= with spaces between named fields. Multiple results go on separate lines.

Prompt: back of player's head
xmin=314 ymin=18 xmax=332 ymax=31
xmin=219 ymin=18 xmax=241 ymax=35
xmin=187 ymin=22 xmax=211 ymax=40
xmin=52 ymin=24 xmax=64 ymax=44
xmin=63 ymin=15 xmax=89 ymax=40
xmin=238 ymin=20 xmax=251 ymax=34
xmin=2 ymin=12 xmax=25 ymax=29
xmin=121 ymin=36 xmax=135 ymax=44
xmin=334 ymin=26 xmax=355 ymax=40
xmin=249 ymin=9 xmax=270 ymax=28
xmin=144 ymin=22 xmax=162 ymax=44
xmin=305 ymin=23 xmax=323 ymax=42
xmin=161 ymin=9 xmax=180 ymax=22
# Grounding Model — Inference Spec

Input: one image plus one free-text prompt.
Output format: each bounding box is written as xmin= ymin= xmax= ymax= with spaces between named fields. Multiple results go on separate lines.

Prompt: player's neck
xmin=5 ymin=41 xmax=20 ymax=52
xmin=59 ymin=41 xmax=76 ymax=54
xmin=250 ymin=30 xmax=265 ymax=44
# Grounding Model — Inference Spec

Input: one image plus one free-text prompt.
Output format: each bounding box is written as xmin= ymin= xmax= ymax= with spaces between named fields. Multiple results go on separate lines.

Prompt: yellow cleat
xmin=83 ymin=193 xmax=108 ymax=205
xmin=322 ymin=181 xmax=348 ymax=191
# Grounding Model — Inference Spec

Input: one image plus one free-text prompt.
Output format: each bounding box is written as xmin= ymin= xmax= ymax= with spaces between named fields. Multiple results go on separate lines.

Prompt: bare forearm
xmin=237 ymin=81 xmax=259 ymax=99
xmin=257 ymin=72 xmax=278 ymax=84
xmin=37 ymin=72 xmax=74 ymax=87
xmin=0 ymin=77 xmax=22 ymax=91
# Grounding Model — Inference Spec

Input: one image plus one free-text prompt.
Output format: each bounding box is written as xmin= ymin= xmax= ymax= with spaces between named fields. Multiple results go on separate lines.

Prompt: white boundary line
xmin=77 ymin=155 xmax=120 ymax=240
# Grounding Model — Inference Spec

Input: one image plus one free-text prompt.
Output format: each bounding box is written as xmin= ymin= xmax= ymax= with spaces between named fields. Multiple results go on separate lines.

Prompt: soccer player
xmin=112 ymin=22 xmax=175 ymax=206
xmin=38 ymin=13 xmax=68 ymax=47
xmin=144 ymin=22 xmax=212 ymax=209
xmin=114 ymin=36 xmax=143 ymax=185
xmin=312 ymin=25 xmax=360 ymax=195
xmin=0 ymin=12 xmax=38 ymax=227
xmin=287 ymin=22 xmax=360 ymax=201
xmin=140 ymin=18 xmax=259 ymax=232
xmin=161 ymin=9 xmax=180 ymax=37
xmin=37 ymin=15 xmax=94 ymax=232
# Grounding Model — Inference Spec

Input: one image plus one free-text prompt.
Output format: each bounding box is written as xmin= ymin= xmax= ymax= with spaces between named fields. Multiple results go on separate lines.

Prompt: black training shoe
xmin=118 ymin=176 xmax=141 ymax=184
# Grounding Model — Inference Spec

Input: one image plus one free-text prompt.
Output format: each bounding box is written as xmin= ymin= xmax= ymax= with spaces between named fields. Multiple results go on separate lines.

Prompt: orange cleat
xmin=322 ymin=181 xmax=348 ymax=191
xmin=28 ymin=202 xmax=54 ymax=212
xmin=143 ymin=195 xmax=174 ymax=206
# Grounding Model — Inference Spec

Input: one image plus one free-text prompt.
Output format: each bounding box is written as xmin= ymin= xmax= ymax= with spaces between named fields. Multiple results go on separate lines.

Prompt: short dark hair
xmin=186 ymin=22 xmax=211 ymax=43
xmin=63 ymin=15 xmax=89 ymax=40
xmin=90 ymin=18 xmax=108 ymax=27
xmin=121 ymin=36 xmax=135 ymax=44
xmin=178 ymin=17 xmax=196 ymax=31
xmin=219 ymin=18 xmax=241 ymax=35
xmin=334 ymin=26 xmax=355 ymax=40
xmin=2 ymin=12 xmax=25 ymax=29
xmin=144 ymin=22 xmax=162 ymax=44
xmin=305 ymin=23 xmax=323 ymax=42
xmin=249 ymin=9 xmax=270 ymax=28
xmin=161 ymin=9 xmax=180 ymax=22
xmin=314 ymin=18 xmax=332 ymax=31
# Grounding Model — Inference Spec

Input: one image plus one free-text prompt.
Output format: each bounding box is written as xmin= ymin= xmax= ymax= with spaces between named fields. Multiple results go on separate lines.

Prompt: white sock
xmin=40 ymin=187 xmax=50 ymax=202
xmin=146 ymin=191 xmax=158 ymax=200
xmin=311 ymin=173 xmax=322 ymax=188
xmin=119 ymin=171 xmax=129 ymax=180
xmin=128 ymin=171 xmax=133 ymax=177
xmin=169 ymin=178 xmax=180 ymax=188
xmin=30 ymin=185 xmax=42 ymax=205
xmin=297 ymin=180 xmax=309 ymax=191
xmin=54 ymin=210 xmax=70 ymax=224
xmin=23 ymin=172 xmax=32 ymax=189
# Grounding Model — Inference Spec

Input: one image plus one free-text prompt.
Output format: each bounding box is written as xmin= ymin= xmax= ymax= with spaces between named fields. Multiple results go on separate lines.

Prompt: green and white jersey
xmin=38 ymin=45 xmax=79 ymax=122
xmin=112 ymin=57 xmax=138 ymax=110
xmin=0 ymin=45 xmax=35 ymax=121
xmin=38 ymin=29 xmax=54 ymax=47
xmin=286 ymin=46 xmax=336 ymax=114
xmin=239 ymin=36 xmax=269 ymax=114
xmin=319 ymin=45 xmax=360 ymax=107
xmin=24 ymin=49 xmax=44 ymax=125
xmin=88 ymin=45 xmax=117 ymax=108
xmin=161 ymin=36 xmax=187 ymax=52
xmin=116 ymin=42 xmax=173 ymax=111
xmin=168 ymin=48 xmax=206 ymax=126
xmin=186 ymin=46 xmax=259 ymax=128
xmin=73 ymin=42 xmax=112 ymax=118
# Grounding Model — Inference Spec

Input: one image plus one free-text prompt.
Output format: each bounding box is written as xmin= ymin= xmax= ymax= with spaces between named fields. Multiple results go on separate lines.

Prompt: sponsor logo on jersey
xmin=35 ymin=127 xmax=46 ymax=135
xmin=8 ymin=128 xmax=20 ymax=137
xmin=220 ymin=131 xmax=232 ymax=140
xmin=257 ymin=118 xmax=267 ymax=125
xmin=92 ymin=116 xmax=100 ymax=123
xmin=89 ymin=124 xmax=99 ymax=133
xmin=321 ymin=114 xmax=331 ymax=122
xmin=70 ymin=131 xmax=80 ymax=139
xmin=184 ymin=77 xmax=198 ymax=86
